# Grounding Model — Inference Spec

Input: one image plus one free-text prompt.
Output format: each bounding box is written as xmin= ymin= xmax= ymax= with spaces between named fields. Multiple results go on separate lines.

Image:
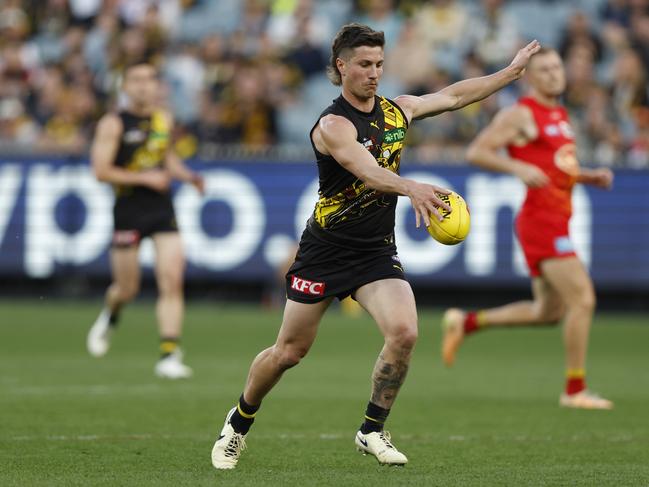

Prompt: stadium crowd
xmin=0 ymin=0 xmax=648 ymax=166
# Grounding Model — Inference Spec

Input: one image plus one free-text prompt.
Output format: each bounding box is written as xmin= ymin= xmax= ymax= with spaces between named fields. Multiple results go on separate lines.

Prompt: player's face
xmin=340 ymin=45 xmax=384 ymax=100
xmin=123 ymin=65 xmax=159 ymax=107
xmin=526 ymin=52 xmax=566 ymax=97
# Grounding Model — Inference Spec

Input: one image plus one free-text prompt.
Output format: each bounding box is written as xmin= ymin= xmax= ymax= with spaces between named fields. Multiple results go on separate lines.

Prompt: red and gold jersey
xmin=508 ymin=96 xmax=578 ymax=220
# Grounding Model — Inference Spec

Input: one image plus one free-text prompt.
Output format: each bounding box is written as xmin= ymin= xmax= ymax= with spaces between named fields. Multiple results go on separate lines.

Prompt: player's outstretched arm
xmin=92 ymin=113 xmax=170 ymax=192
xmin=395 ymin=40 xmax=541 ymax=121
xmin=315 ymin=114 xmax=451 ymax=227
xmin=466 ymin=105 xmax=549 ymax=187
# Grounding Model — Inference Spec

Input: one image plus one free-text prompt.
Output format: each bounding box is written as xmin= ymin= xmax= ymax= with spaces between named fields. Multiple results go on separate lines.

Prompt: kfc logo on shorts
xmin=290 ymin=276 xmax=326 ymax=296
xmin=112 ymin=230 xmax=140 ymax=247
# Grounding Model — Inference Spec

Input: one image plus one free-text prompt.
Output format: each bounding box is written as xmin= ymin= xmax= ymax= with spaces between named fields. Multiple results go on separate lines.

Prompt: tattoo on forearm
xmin=371 ymin=352 xmax=410 ymax=407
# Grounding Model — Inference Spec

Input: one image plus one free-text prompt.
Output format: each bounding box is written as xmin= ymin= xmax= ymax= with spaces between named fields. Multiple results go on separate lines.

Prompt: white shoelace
xmin=224 ymin=433 xmax=247 ymax=458
xmin=378 ymin=431 xmax=395 ymax=450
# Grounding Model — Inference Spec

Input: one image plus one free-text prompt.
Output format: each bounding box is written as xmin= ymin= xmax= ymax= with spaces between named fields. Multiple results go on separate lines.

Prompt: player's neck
xmin=529 ymin=91 xmax=559 ymax=108
xmin=341 ymin=87 xmax=375 ymax=113
xmin=127 ymin=103 xmax=155 ymax=117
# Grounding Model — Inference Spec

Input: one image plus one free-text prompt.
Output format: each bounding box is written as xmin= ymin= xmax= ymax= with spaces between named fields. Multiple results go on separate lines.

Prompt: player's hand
xmin=190 ymin=173 xmax=205 ymax=194
xmin=586 ymin=168 xmax=614 ymax=189
xmin=508 ymin=40 xmax=541 ymax=78
xmin=515 ymin=162 xmax=549 ymax=187
xmin=139 ymin=169 xmax=171 ymax=192
xmin=407 ymin=181 xmax=452 ymax=228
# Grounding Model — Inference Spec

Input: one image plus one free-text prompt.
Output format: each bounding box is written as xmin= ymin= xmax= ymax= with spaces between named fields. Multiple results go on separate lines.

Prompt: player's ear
xmin=336 ymin=57 xmax=346 ymax=79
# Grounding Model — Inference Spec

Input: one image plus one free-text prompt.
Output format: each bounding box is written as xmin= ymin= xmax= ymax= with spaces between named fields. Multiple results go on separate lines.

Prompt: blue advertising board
xmin=0 ymin=158 xmax=647 ymax=290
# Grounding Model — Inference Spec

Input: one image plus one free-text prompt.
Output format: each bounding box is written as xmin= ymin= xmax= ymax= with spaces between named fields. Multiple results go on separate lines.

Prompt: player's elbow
xmin=94 ymin=169 xmax=109 ymax=182
xmin=449 ymin=94 xmax=465 ymax=112
xmin=92 ymin=163 xmax=111 ymax=182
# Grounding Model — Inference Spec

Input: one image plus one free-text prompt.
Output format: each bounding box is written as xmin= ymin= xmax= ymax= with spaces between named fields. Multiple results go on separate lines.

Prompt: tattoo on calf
xmin=371 ymin=352 xmax=410 ymax=406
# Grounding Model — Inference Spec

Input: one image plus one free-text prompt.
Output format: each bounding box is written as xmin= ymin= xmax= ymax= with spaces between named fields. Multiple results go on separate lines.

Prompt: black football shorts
xmin=286 ymin=228 xmax=407 ymax=304
xmin=112 ymin=196 xmax=178 ymax=248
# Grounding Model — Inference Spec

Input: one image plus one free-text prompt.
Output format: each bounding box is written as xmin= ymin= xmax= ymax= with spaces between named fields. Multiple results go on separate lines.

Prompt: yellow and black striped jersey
xmin=113 ymin=110 xmax=170 ymax=198
xmin=307 ymin=95 xmax=409 ymax=249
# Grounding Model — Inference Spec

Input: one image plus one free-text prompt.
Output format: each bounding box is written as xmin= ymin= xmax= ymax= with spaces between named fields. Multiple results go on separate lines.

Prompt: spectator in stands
xmin=282 ymin=11 xmax=328 ymax=80
xmin=200 ymin=34 xmax=236 ymax=99
xmin=0 ymin=96 xmax=39 ymax=144
xmin=163 ymin=42 xmax=204 ymax=123
xmin=629 ymin=12 xmax=649 ymax=68
xmin=463 ymin=0 xmax=521 ymax=71
xmin=384 ymin=19 xmax=433 ymax=94
xmin=38 ymin=86 xmax=96 ymax=152
xmin=563 ymin=44 xmax=599 ymax=115
xmin=601 ymin=0 xmax=632 ymax=28
xmin=354 ymin=0 xmax=403 ymax=47
xmin=414 ymin=0 xmax=467 ymax=52
xmin=627 ymin=107 xmax=649 ymax=167
xmin=0 ymin=0 xmax=646 ymax=167
xmin=558 ymin=10 xmax=604 ymax=64
xmin=609 ymin=48 xmax=648 ymax=127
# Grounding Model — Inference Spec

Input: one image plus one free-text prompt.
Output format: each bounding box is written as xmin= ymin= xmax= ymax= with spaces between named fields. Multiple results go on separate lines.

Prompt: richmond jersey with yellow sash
xmin=111 ymin=110 xmax=177 ymax=246
xmin=114 ymin=110 xmax=171 ymax=200
xmin=306 ymin=95 xmax=409 ymax=250
xmin=285 ymin=95 xmax=409 ymax=303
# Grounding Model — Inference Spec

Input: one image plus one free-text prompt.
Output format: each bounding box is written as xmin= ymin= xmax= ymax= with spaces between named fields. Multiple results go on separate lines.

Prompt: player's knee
xmin=158 ymin=270 xmax=183 ymax=296
xmin=116 ymin=283 xmax=139 ymax=302
xmin=386 ymin=322 xmax=418 ymax=351
xmin=272 ymin=344 xmax=308 ymax=371
xmin=571 ymin=289 xmax=596 ymax=314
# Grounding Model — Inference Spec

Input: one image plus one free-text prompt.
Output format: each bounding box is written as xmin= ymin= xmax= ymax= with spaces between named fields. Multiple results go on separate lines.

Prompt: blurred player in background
xmin=210 ymin=23 xmax=540 ymax=469
xmin=86 ymin=61 xmax=204 ymax=379
xmin=442 ymin=48 xmax=614 ymax=409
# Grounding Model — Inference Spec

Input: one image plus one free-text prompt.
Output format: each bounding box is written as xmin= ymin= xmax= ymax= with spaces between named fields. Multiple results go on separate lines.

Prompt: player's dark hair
xmin=123 ymin=59 xmax=157 ymax=78
xmin=327 ymin=23 xmax=385 ymax=86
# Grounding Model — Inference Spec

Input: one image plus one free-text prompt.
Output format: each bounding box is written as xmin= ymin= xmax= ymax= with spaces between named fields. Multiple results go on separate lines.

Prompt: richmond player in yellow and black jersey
xmin=86 ymin=61 xmax=204 ymax=379
xmin=286 ymin=94 xmax=411 ymax=303
xmin=310 ymin=95 xmax=408 ymax=246
xmin=210 ymin=24 xmax=540 ymax=469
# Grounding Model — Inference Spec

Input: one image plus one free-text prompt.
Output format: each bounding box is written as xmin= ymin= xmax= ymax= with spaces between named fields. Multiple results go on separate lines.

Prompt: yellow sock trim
xmin=237 ymin=404 xmax=257 ymax=419
xmin=566 ymin=368 xmax=586 ymax=379
xmin=476 ymin=310 xmax=488 ymax=327
xmin=364 ymin=415 xmax=382 ymax=423
xmin=160 ymin=341 xmax=178 ymax=354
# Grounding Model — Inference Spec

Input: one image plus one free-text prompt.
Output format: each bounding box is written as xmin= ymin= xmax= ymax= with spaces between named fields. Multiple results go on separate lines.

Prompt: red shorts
xmin=515 ymin=213 xmax=576 ymax=277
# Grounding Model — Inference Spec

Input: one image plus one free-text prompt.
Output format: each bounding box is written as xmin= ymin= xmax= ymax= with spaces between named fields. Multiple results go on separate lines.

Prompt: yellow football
xmin=426 ymin=191 xmax=470 ymax=245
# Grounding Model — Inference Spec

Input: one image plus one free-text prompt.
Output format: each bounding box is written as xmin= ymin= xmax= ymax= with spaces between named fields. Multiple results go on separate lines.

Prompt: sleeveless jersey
xmin=508 ymin=96 xmax=578 ymax=221
xmin=113 ymin=110 xmax=171 ymax=202
xmin=307 ymin=95 xmax=409 ymax=249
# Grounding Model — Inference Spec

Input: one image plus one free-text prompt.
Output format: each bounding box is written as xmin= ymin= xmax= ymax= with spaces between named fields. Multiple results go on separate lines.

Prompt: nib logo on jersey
xmin=290 ymin=276 xmax=326 ymax=296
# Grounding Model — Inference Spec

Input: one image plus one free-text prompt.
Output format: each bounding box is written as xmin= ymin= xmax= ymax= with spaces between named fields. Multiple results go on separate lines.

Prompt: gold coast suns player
xmin=86 ymin=61 xmax=204 ymax=379
xmin=210 ymin=24 xmax=540 ymax=469
xmin=441 ymin=48 xmax=614 ymax=409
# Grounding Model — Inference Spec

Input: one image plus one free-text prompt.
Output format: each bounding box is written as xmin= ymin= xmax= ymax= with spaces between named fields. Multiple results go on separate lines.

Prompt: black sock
xmin=159 ymin=337 xmax=179 ymax=359
xmin=360 ymin=402 xmax=390 ymax=434
xmin=108 ymin=310 xmax=120 ymax=328
xmin=229 ymin=394 xmax=260 ymax=435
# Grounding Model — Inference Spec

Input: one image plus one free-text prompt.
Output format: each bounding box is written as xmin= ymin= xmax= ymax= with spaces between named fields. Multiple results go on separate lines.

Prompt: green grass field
xmin=1 ymin=300 xmax=648 ymax=486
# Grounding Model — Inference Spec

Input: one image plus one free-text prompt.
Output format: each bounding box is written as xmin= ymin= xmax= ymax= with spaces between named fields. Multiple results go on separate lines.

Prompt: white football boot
xmin=212 ymin=407 xmax=247 ymax=470
xmin=355 ymin=430 xmax=408 ymax=466
xmin=559 ymin=390 xmax=613 ymax=410
xmin=154 ymin=349 xmax=193 ymax=379
xmin=87 ymin=308 xmax=113 ymax=357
